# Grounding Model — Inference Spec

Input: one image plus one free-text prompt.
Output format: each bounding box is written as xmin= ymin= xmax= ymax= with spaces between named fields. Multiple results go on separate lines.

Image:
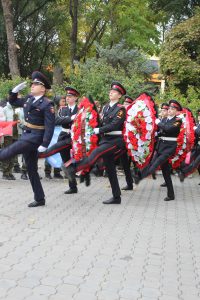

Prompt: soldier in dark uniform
xmin=159 ymin=103 xmax=169 ymax=187
xmin=178 ymin=109 xmax=200 ymax=182
xmin=120 ymin=95 xmax=134 ymax=190
xmin=39 ymin=87 xmax=79 ymax=194
xmin=66 ymin=81 xmax=128 ymax=204
xmin=134 ymin=99 xmax=182 ymax=201
xmin=0 ymin=71 xmax=55 ymax=207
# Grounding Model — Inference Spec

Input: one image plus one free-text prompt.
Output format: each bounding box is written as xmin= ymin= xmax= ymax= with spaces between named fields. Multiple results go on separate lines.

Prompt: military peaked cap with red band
xmin=124 ymin=95 xmax=134 ymax=104
xmin=31 ymin=71 xmax=51 ymax=89
xmin=169 ymin=99 xmax=182 ymax=111
xmin=65 ymin=86 xmax=80 ymax=97
xmin=161 ymin=102 xmax=169 ymax=110
xmin=111 ymin=81 xmax=126 ymax=95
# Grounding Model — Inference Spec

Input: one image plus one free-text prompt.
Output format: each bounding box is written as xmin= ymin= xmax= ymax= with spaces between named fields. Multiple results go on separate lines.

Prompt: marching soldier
xmin=120 ymin=95 xmax=134 ymax=191
xmin=178 ymin=109 xmax=200 ymax=182
xmin=39 ymin=87 xmax=79 ymax=194
xmin=134 ymin=99 xmax=182 ymax=201
xmin=0 ymin=71 xmax=55 ymax=207
xmin=66 ymin=81 xmax=128 ymax=204
xmin=159 ymin=102 xmax=170 ymax=187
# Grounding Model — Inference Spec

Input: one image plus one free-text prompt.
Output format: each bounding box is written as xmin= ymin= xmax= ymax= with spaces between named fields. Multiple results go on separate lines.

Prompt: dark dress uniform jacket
xmin=55 ymin=105 xmax=78 ymax=141
xmin=99 ymin=103 xmax=126 ymax=147
xmin=157 ymin=116 xmax=182 ymax=154
xmin=9 ymin=93 xmax=55 ymax=147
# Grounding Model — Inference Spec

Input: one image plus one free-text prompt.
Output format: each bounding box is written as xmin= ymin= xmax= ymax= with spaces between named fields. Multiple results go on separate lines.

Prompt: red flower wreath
xmin=71 ymin=97 xmax=99 ymax=164
xmin=169 ymin=108 xmax=195 ymax=169
xmin=123 ymin=93 xmax=157 ymax=169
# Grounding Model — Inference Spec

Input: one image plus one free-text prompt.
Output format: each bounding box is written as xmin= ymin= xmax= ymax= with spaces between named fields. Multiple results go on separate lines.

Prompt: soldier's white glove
xmin=71 ymin=115 xmax=76 ymax=121
xmin=12 ymin=81 xmax=27 ymax=93
xmin=38 ymin=145 xmax=47 ymax=152
xmin=155 ymin=118 xmax=160 ymax=125
xmin=94 ymin=128 xmax=99 ymax=134
xmin=193 ymin=126 xmax=197 ymax=130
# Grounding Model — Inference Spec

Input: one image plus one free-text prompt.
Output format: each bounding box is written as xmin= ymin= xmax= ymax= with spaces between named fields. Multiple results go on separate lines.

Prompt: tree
xmin=150 ymin=0 xmax=199 ymax=23
xmin=149 ymin=0 xmax=200 ymax=41
xmin=56 ymin=0 xmax=160 ymax=71
xmin=1 ymin=0 xmax=20 ymax=77
xmin=69 ymin=0 xmax=79 ymax=68
xmin=160 ymin=9 xmax=200 ymax=94
xmin=0 ymin=0 xmax=58 ymax=77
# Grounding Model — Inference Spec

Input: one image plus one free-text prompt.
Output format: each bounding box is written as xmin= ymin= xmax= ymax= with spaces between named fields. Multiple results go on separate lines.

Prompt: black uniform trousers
xmin=76 ymin=137 xmax=125 ymax=198
xmin=0 ymin=140 xmax=45 ymax=202
xmin=181 ymin=145 xmax=200 ymax=176
xmin=116 ymin=150 xmax=133 ymax=187
xmin=141 ymin=140 xmax=177 ymax=198
xmin=39 ymin=132 xmax=77 ymax=189
xmin=58 ymin=132 xmax=77 ymax=190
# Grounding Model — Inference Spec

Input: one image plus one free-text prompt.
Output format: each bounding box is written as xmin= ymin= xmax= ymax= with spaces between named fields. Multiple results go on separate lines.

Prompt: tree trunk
xmin=69 ymin=0 xmax=79 ymax=70
xmin=1 ymin=0 xmax=20 ymax=77
xmin=53 ymin=65 xmax=63 ymax=85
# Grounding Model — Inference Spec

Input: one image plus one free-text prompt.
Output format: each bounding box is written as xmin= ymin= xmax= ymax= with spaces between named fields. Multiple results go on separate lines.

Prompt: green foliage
xmin=56 ymin=57 xmax=158 ymax=103
xmin=0 ymin=0 xmax=59 ymax=77
xmin=100 ymin=0 xmax=159 ymax=54
xmin=0 ymin=76 xmax=30 ymax=101
xmin=149 ymin=0 xmax=199 ymax=23
xmin=160 ymin=10 xmax=200 ymax=94
xmin=96 ymin=41 xmax=158 ymax=77
xmin=55 ymin=0 xmax=160 ymax=70
xmin=155 ymin=83 xmax=200 ymax=115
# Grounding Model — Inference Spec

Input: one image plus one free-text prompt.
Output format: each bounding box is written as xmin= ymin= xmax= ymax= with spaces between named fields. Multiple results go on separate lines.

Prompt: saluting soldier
xmin=134 ymin=99 xmax=182 ymax=201
xmin=178 ymin=109 xmax=200 ymax=182
xmin=0 ymin=71 xmax=55 ymax=207
xmin=66 ymin=81 xmax=127 ymax=204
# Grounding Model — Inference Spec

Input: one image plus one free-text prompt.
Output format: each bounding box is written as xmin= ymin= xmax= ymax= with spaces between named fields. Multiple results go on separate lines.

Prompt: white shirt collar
xmin=68 ymin=105 xmax=75 ymax=111
xmin=109 ymin=101 xmax=118 ymax=107
xmin=33 ymin=95 xmax=43 ymax=103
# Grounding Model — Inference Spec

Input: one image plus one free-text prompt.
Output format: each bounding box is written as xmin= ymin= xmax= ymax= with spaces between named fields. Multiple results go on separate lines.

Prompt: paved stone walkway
xmin=0 ymin=162 xmax=200 ymax=300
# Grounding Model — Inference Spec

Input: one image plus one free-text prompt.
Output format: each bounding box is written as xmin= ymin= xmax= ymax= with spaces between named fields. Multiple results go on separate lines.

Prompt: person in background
xmin=1 ymin=100 xmax=19 ymax=180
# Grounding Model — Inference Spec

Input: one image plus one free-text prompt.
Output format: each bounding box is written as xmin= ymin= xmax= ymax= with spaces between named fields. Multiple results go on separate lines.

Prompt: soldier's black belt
xmin=159 ymin=136 xmax=177 ymax=141
xmin=24 ymin=122 xmax=45 ymax=130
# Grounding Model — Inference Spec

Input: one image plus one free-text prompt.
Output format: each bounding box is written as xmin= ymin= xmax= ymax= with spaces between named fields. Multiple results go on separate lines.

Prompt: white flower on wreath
xmin=146 ymin=124 xmax=152 ymax=131
xmin=145 ymin=116 xmax=152 ymax=123
xmin=143 ymin=109 xmax=150 ymax=117
xmin=138 ymin=140 xmax=144 ymax=146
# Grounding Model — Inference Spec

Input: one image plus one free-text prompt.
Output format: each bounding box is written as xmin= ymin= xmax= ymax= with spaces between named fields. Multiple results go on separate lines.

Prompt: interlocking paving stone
xmin=0 ymin=164 xmax=200 ymax=300
xmin=6 ymin=286 xmax=32 ymax=299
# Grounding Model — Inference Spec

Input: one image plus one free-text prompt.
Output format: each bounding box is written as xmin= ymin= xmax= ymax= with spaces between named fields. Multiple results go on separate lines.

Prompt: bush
xmin=155 ymin=83 xmax=200 ymax=117
xmin=0 ymin=76 xmax=30 ymax=103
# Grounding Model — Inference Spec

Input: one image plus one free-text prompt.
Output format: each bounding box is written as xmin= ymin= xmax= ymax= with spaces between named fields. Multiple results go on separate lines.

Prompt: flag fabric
xmin=0 ymin=121 xmax=18 ymax=137
xmin=46 ymin=126 xmax=63 ymax=168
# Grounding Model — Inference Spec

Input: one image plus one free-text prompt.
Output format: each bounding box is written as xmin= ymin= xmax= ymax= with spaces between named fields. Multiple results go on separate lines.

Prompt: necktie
xmin=69 ymin=108 xmax=72 ymax=113
xmin=107 ymin=105 xmax=111 ymax=112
